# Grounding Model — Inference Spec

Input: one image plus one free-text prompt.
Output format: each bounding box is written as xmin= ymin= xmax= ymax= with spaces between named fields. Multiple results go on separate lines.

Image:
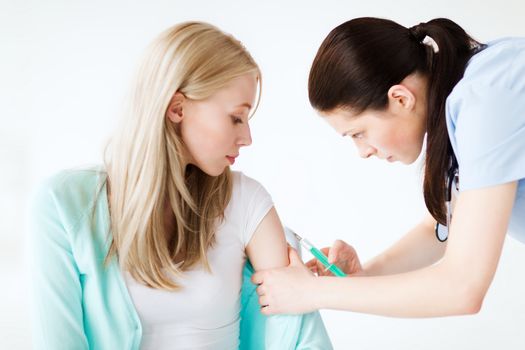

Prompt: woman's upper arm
xmin=245 ymin=207 xmax=289 ymax=271
xmin=29 ymin=183 xmax=89 ymax=349
xmin=442 ymin=181 xmax=518 ymax=297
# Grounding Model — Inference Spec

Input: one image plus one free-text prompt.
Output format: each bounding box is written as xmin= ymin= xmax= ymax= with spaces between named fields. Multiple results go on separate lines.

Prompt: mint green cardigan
xmin=29 ymin=168 xmax=333 ymax=349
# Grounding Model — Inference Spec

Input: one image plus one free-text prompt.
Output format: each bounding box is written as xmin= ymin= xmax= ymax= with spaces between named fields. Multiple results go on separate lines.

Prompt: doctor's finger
xmin=251 ymin=272 xmax=265 ymax=285
xmin=256 ymin=285 xmax=265 ymax=296
xmin=305 ymin=258 xmax=317 ymax=268
xmin=259 ymin=295 xmax=269 ymax=307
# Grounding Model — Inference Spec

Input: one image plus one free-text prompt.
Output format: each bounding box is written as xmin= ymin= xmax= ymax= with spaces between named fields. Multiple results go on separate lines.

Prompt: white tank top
xmin=123 ymin=172 xmax=273 ymax=349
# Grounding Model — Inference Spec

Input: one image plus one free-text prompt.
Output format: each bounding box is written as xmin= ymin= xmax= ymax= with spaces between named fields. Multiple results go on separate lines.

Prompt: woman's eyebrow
xmin=236 ymin=102 xmax=252 ymax=109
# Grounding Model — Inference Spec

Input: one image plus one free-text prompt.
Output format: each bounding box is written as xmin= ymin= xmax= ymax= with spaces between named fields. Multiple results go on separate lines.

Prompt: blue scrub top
xmin=446 ymin=37 xmax=525 ymax=242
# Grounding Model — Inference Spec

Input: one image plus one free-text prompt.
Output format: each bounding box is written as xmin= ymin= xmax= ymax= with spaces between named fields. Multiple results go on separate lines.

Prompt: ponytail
xmin=409 ymin=19 xmax=483 ymax=223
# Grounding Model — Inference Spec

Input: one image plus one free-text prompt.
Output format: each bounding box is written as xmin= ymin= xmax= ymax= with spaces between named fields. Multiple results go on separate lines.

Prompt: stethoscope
xmin=435 ymin=158 xmax=459 ymax=242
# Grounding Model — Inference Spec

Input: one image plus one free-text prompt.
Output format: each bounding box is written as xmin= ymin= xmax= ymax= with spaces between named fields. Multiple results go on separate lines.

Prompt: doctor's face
xmin=321 ymin=106 xmax=426 ymax=164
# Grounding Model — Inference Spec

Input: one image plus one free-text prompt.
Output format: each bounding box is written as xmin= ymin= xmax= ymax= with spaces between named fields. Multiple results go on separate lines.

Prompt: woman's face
xmin=322 ymin=107 xmax=426 ymax=164
xmin=170 ymin=73 xmax=257 ymax=176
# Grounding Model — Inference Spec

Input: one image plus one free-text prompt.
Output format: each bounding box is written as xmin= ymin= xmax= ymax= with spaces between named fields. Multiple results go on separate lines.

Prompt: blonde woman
xmin=29 ymin=22 xmax=331 ymax=349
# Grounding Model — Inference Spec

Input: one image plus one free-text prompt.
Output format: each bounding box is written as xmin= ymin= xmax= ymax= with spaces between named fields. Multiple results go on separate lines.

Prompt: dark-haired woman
xmin=253 ymin=17 xmax=525 ymax=317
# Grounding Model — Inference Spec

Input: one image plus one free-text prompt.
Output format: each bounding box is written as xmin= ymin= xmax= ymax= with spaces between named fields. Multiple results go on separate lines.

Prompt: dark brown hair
xmin=309 ymin=17 xmax=483 ymax=224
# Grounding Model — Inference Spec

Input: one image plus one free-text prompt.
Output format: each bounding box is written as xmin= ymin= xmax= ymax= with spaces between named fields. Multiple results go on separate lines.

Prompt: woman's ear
xmin=166 ymin=92 xmax=186 ymax=123
xmin=387 ymin=84 xmax=416 ymax=113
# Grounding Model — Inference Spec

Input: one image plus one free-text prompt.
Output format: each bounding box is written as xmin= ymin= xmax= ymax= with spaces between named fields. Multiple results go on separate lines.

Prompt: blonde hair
xmin=104 ymin=22 xmax=261 ymax=290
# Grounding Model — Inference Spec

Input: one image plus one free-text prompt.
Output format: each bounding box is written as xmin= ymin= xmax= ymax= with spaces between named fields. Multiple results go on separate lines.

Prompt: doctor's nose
xmin=358 ymin=145 xmax=376 ymax=159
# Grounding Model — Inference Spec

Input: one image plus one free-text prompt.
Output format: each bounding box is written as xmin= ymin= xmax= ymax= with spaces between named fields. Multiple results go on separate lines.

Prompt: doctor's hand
xmin=251 ymin=247 xmax=318 ymax=315
xmin=305 ymin=239 xmax=364 ymax=276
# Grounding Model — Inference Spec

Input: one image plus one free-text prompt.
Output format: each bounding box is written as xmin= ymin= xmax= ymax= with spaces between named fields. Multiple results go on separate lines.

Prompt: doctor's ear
xmin=387 ymin=84 xmax=416 ymax=112
xmin=166 ymin=92 xmax=186 ymax=123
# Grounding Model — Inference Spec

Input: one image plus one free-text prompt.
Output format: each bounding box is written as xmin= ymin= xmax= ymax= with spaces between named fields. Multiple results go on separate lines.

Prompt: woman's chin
xmin=198 ymin=164 xmax=228 ymax=177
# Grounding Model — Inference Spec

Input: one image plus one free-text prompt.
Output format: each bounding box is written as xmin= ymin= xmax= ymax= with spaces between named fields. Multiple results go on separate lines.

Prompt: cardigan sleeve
xmin=28 ymin=177 xmax=89 ymax=350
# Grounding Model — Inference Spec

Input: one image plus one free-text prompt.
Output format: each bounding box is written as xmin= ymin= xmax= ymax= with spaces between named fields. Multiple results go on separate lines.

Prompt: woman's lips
xmin=226 ymin=156 xmax=236 ymax=165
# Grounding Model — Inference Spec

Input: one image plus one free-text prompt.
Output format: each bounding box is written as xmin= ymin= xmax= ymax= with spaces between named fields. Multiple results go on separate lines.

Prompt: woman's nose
xmin=237 ymin=125 xmax=252 ymax=147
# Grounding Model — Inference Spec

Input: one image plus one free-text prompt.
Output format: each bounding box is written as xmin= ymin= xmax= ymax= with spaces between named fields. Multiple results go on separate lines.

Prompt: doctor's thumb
xmin=328 ymin=240 xmax=343 ymax=264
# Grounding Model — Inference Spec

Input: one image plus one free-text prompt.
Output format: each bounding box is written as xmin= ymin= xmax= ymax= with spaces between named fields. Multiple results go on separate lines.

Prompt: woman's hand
xmin=251 ymin=247 xmax=318 ymax=315
xmin=305 ymin=239 xmax=364 ymax=276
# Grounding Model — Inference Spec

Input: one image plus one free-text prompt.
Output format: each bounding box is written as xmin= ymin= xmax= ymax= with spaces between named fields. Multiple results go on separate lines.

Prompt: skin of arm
xmin=363 ymin=212 xmax=446 ymax=276
xmin=253 ymin=181 xmax=517 ymax=318
xmin=245 ymin=207 xmax=290 ymax=270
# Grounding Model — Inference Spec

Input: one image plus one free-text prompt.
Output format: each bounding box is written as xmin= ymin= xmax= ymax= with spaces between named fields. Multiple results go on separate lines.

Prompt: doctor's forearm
xmin=363 ymin=217 xmax=445 ymax=276
xmin=313 ymin=262 xmax=481 ymax=317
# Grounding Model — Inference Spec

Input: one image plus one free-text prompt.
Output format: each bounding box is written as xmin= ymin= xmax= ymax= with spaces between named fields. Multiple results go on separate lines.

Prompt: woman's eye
xmin=351 ymin=132 xmax=363 ymax=139
xmin=231 ymin=116 xmax=243 ymax=124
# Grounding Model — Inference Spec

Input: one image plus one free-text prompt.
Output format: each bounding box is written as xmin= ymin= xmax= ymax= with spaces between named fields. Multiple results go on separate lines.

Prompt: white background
xmin=2 ymin=0 xmax=525 ymax=349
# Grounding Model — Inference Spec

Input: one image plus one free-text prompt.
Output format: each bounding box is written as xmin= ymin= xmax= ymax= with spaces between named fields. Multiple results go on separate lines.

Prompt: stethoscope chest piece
xmin=435 ymin=222 xmax=449 ymax=242
xmin=435 ymin=166 xmax=459 ymax=243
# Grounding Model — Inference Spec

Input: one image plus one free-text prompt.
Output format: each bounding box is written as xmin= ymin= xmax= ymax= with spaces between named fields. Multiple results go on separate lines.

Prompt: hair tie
xmin=422 ymin=35 xmax=439 ymax=53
